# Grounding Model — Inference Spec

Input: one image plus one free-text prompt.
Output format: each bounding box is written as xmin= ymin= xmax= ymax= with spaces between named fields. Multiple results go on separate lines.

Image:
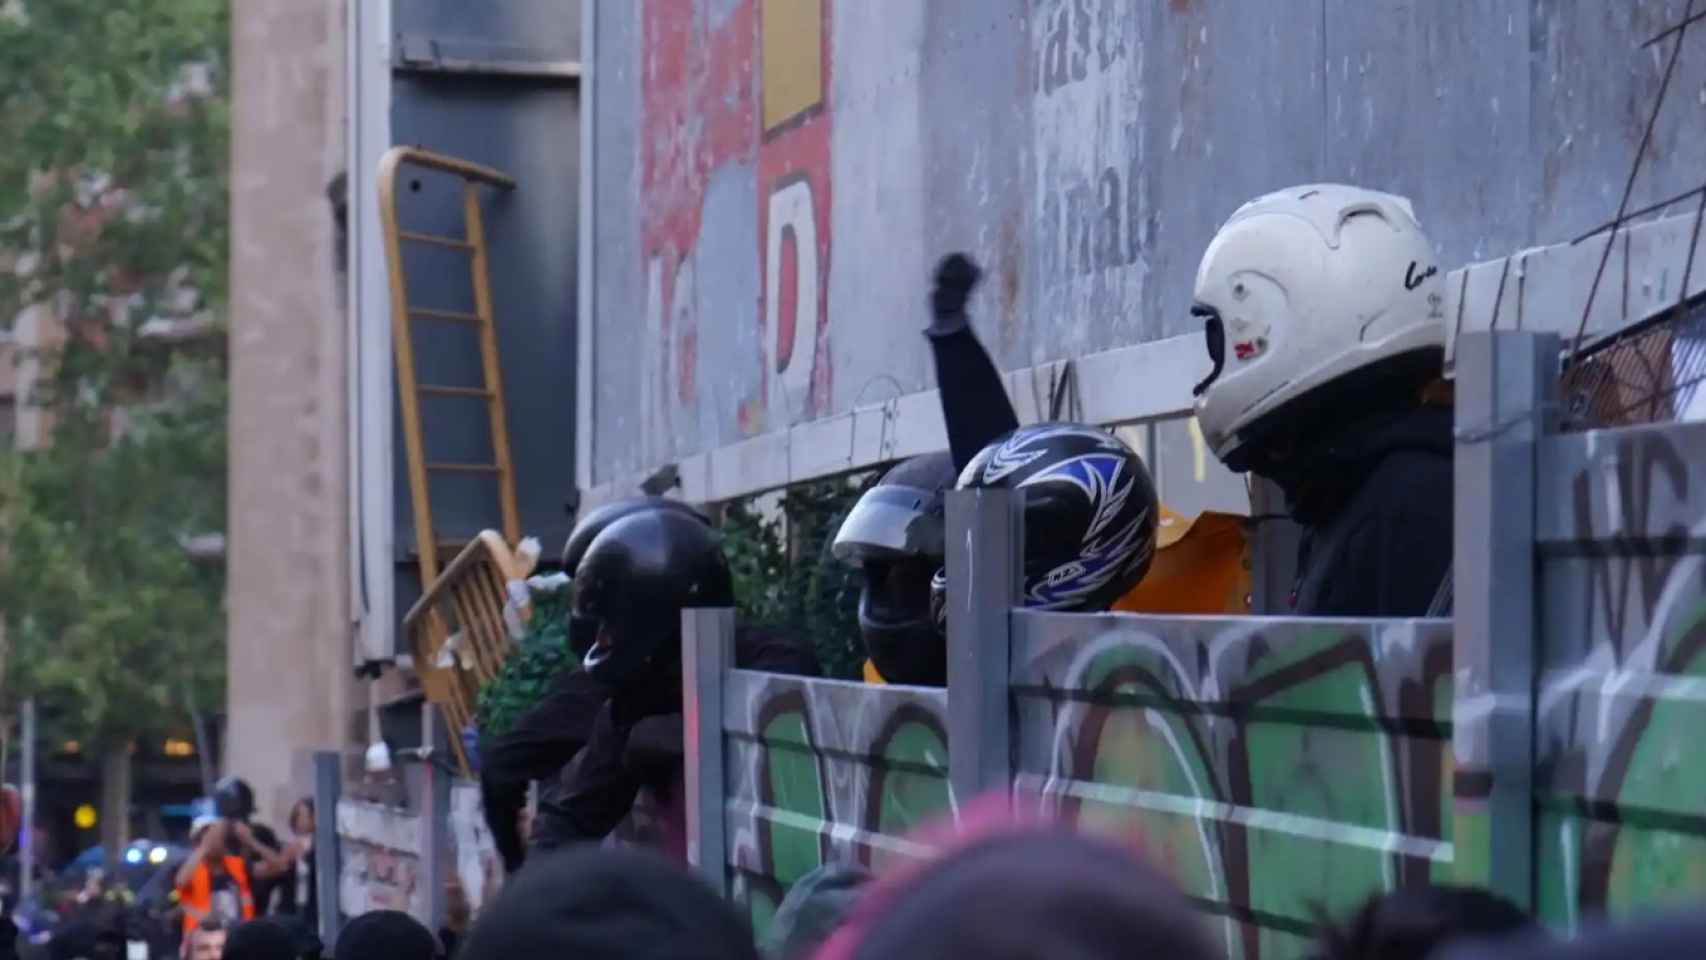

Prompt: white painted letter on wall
xmin=765 ymin=176 xmax=820 ymax=429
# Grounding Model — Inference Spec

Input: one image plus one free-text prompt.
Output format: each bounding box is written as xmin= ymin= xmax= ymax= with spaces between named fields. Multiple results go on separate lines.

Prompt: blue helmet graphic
xmin=936 ymin=423 xmax=1158 ymax=617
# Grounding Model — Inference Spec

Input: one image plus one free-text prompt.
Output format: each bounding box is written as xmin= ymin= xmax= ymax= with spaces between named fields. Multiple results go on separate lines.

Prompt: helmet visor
xmin=831 ymin=485 xmax=945 ymax=565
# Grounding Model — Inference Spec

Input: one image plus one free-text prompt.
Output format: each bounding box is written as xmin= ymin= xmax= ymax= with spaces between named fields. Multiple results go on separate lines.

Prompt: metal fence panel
xmin=1011 ymin=610 xmax=1453 ymax=960
xmin=721 ymin=670 xmax=949 ymax=932
xmin=1533 ymin=417 xmax=1706 ymax=926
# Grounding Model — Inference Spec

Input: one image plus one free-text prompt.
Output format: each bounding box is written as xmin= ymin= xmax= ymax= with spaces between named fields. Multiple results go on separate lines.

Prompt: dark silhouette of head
xmin=1313 ymin=885 xmax=1539 ymax=960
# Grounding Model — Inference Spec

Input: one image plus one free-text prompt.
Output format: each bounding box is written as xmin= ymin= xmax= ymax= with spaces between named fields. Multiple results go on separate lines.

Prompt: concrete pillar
xmin=227 ymin=0 xmax=356 ymax=828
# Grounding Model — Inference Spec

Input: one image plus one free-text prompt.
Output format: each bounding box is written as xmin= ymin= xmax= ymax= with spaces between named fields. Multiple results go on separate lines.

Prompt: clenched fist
xmin=928 ymin=252 xmax=983 ymax=336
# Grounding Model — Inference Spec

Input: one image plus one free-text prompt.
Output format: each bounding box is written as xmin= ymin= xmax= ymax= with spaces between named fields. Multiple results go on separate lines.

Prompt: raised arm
xmin=927 ymin=254 xmax=1020 ymax=474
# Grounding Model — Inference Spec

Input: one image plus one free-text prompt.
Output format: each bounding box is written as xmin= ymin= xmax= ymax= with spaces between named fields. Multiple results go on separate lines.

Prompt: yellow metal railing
xmin=402 ymin=531 xmax=537 ymax=776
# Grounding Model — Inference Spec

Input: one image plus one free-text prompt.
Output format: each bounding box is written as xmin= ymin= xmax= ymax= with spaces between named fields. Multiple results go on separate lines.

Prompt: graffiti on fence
xmin=721 ymin=672 xmax=949 ymax=935
xmin=1536 ymin=423 xmax=1706 ymax=929
xmin=710 ymin=423 xmax=1706 ymax=949
xmin=1012 ymin=616 xmax=1454 ymax=960
xmin=336 ymin=799 xmax=428 ymax=921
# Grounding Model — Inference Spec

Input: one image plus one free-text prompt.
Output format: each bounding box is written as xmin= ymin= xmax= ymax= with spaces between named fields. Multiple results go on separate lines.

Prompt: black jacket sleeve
xmin=477 ymin=668 xmax=606 ymax=872
xmin=1293 ymin=448 xmax=1453 ymax=618
xmin=531 ymin=626 xmax=823 ymax=850
xmin=929 ymin=327 xmax=1019 ymax=475
xmin=531 ymin=700 xmax=644 ymax=849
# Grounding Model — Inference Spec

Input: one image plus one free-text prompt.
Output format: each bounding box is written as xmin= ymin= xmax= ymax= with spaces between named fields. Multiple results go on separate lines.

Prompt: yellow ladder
xmin=377 ymin=146 xmax=522 ymax=589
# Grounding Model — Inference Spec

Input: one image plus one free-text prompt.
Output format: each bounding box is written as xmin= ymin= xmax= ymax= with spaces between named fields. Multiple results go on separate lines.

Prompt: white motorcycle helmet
xmin=1190 ymin=183 xmax=1447 ymax=469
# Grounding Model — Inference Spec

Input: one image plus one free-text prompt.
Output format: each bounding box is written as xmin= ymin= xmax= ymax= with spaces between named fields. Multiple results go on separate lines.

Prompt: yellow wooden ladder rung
xmin=399 ymin=229 xmax=474 ymax=251
xmin=419 ymin=384 xmax=493 ymax=399
xmin=426 ymin=461 xmax=502 ymax=474
xmin=409 ymin=307 xmax=481 ymax=324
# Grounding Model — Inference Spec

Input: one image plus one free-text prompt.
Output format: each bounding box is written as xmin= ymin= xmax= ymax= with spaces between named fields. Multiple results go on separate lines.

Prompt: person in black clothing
xmin=924 ymin=253 xmax=1023 ymax=475
xmin=482 ymin=499 xmax=819 ymax=867
xmin=334 ymin=910 xmax=439 ymax=960
xmin=459 ymin=846 xmax=759 ymax=960
xmin=1309 ymin=885 xmax=1539 ymax=960
xmin=825 ymin=255 xmax=1035 ymax=686
xmin=478 ymin=496 xmax=713 ymax=873
xmin=531 ymin=508 xmax=819 ymax=851
xmin=829 ymin=452 xmax=957 ymax=686
xmin=224 ymin=918 xmax=304 ymax=960
xmin=1436 ymin=911 xmax=1704 ymax=960
xmin=1189 ymin=183 xmax=1452 ymax=616
xmin=829 ymin=254 xmax=1158 ymax=686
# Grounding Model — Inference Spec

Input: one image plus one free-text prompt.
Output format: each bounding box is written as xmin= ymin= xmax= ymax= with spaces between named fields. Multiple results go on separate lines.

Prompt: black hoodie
xmin=1285 ymin=405 xmax=1454 ymax=617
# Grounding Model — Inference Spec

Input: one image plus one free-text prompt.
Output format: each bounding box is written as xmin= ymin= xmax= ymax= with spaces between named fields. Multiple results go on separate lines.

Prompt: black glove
xmin=927 ymin=252 xmax=983 ymax=338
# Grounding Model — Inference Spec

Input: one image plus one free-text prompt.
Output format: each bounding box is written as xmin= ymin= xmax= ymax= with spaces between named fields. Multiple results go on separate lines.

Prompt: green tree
xmin=0 ymin=0 xmax=230 ymax=859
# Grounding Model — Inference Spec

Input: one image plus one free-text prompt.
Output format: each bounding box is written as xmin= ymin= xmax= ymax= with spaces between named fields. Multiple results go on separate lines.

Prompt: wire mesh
xmin=1559 ymin=2 xmax=1706 ymax=433
xmin=1561 ymin=294 xmax=1706 ymax=431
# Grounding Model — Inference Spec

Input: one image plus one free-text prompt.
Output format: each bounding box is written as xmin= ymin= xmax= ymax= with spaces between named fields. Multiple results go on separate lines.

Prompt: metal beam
xmin=946 ymin=488 xmax=1023 ymax=803
xmin=683 ymin=607 xmax=735 ymax=894
xmin=1453 ymin=330 xmax=1558 ymax=908
xmin=575 ymin=0 xmax=598 ymax=499
xmin=313 ymin=750 xmax=343 ymax=949
xmin=394 ymin=34 xmax=581 ymax=81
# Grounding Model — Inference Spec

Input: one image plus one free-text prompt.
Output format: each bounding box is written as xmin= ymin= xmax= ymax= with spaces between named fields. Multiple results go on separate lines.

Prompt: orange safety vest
xmin=178 ymin=855 xmax=255 ymax=934
xmin=861 ymin=505 xmax=1250 ymax=684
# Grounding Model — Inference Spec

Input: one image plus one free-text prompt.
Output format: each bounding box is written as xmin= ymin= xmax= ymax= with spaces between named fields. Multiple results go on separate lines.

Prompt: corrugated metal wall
xmin=589 ymin=0 xmax=1706 ymax=491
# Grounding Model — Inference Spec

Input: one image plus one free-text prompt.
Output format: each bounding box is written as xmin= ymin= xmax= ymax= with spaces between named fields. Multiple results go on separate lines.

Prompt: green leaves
xmin=723 ymin=475 xmax=874 ymax=681
xmin=476 ymin=590 xmax=574 ymax=740
xmin=0 ymin=0 xmax=229 ymax=745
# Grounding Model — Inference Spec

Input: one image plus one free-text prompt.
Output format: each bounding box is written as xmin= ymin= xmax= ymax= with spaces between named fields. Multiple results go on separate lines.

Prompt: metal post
xmin=19 ymin=698 xmax=34 ymax=904
xmin=313 ymin=750 xmax=342 ymax=948
xmin=412 ymin=703 xmax=445 ymax=931
xmin=945 ymin=488 xmax=1023 ymax=803
xmin=1453 ymin=330 xmax=1557 ymax=909
xmin=682 ymin=607 xmax=735 ymax=894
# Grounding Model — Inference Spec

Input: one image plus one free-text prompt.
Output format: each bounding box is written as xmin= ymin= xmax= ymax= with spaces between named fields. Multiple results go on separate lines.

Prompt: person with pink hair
xmin=812 ymin=793 xmax=1219 ymax=960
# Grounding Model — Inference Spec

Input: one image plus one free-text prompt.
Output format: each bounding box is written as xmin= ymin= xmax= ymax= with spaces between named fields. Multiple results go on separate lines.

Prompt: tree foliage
xmin=0 ymin=0 xmax=230 ymax=749
xmin=723 ymin=475 xmax=874 ymax=681
xmin=476 ymin=587 xmax=573 ymax=742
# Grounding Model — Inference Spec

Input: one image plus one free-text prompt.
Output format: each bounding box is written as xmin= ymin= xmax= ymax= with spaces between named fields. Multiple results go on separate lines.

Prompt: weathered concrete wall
xmin=589 ymin=0 xmax=1706 ymax=493
xmin=228 ymin=0 xmax=358 ymax=826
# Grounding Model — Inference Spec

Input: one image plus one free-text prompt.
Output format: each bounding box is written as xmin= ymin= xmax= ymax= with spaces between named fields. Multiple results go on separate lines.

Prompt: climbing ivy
xmin=723 ymin=473 xmax=875 ymax=681
xmin=474 ymin=473 xmax=878 ymax=738
xmin=475 ymin=587 xmax=573 ymax=740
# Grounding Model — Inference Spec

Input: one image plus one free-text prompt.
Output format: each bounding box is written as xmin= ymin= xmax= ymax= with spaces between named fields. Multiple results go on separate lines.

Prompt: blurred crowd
xmin=184 ymin=793 xmax=1682 ymax=960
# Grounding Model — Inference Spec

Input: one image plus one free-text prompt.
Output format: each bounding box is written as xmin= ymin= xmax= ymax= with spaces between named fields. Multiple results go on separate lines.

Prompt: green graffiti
xmin=742 ymin=701 xmax=951 ymax=943
xmin=1242 ymin=669 xmax=1394 ymax=926
xmin=762 ymin=711 xmax=830 ymax=889
xmin=1601 ymin=627 xmax=1706 ymax=916
xmin=872 ymin=721 xmax=951 ymax=841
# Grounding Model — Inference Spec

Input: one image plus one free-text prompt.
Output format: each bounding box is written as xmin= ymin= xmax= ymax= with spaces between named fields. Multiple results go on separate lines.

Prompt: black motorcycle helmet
xmin=830 ymin=453 xmax=956 ymax=685
xmin=935 ymin=423 xmax=1158 ymax=622
xmin=572 ymin=509 xmax=735 ymax=691
xmin=560 ymin=497 xmax=709 ymax=657
xmin=213 ymin=775 xmax=255 ymax=821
